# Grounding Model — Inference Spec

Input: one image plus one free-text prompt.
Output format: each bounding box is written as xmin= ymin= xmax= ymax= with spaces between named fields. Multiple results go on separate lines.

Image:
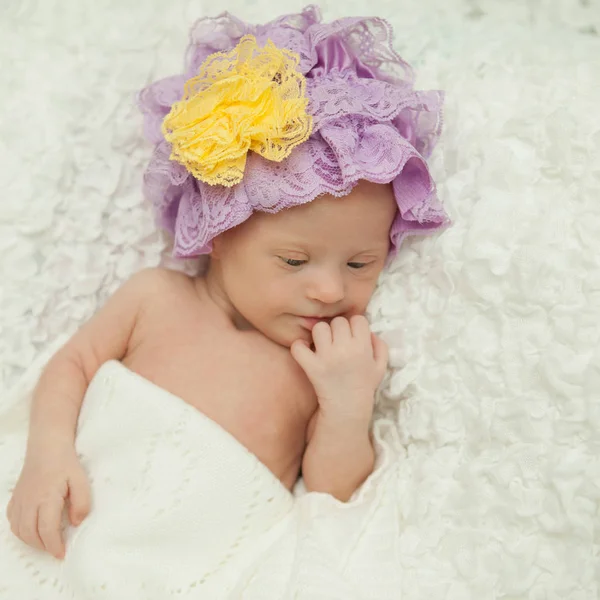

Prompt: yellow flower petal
xmin=162 ymin=35 xmax=313 ymax=187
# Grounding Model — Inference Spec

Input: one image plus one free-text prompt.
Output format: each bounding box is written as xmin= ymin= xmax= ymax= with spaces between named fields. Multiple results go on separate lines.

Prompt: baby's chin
xmin=262 ymin=324 xmax=313 ymax=349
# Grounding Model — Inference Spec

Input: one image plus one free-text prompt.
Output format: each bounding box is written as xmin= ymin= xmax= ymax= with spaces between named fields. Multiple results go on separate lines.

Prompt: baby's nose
xmin=306 ymin=270 xmax=345 ymax=304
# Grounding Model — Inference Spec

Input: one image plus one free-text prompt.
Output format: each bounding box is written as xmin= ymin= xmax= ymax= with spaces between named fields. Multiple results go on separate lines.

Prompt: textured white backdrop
xmin=1 ymin=0 xmax=599 ymax=597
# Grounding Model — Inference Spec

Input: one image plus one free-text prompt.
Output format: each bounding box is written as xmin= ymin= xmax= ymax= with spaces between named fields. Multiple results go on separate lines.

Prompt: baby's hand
xmin=291 ymin=315 xmax=388 ymax=422
xmin=6 ymin=443 xmax=91 ymax=559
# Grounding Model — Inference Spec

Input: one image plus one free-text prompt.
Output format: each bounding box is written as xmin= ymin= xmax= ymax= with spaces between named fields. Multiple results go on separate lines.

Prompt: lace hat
xmin=138 ymin=5 xmax=449 ymax=258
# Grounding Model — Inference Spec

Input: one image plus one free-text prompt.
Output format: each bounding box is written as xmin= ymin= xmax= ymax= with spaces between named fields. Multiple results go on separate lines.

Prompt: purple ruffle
xmin=138 ymin=5 xmax=449 ymax=257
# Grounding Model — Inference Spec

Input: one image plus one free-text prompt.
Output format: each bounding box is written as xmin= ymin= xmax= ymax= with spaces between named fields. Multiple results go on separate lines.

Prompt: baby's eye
xmin=281 ymin=257 xmax=307 ymax=267
xmin=347 ymin=262 xmax=368 ymax=269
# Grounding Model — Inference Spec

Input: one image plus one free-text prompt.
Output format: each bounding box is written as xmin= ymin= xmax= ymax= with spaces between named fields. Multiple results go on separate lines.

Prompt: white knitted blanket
xmin=0 ymin=357 xmax=401 ymax=599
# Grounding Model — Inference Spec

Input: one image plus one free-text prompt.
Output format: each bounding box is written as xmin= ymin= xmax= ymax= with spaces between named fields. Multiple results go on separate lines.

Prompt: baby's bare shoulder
xmin=123 ymin=267 xmax=198 ymax=308
xmin=59 ymin=268 xmax=198 ymax=376
xmin=126 ymin=266 xmax=192 ymax=293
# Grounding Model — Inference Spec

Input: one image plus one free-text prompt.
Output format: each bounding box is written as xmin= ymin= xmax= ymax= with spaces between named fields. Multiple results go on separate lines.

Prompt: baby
xmin=6 ymin=6 xmax=447 ymax=561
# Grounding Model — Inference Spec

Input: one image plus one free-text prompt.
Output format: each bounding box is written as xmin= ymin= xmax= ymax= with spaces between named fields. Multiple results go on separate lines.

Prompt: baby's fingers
xmin=311 ymin=321 xmax=332 ymax=350
xmin=17 ymin=506 xmax=45 ymax=552
xmin=68 ymin=471 xmax=91 ymax=527
xmin=371 ymin=333 xmax=389 ymax=375
xmin=350 ymin=315 xmax=371 ymax=341
xmin=38 ymin=497 xmax=66 ymax=559
xmin=6 ymin=495 xmax=15 ymax=525
xmin=290 ymin=339 xmax=317 ymax=374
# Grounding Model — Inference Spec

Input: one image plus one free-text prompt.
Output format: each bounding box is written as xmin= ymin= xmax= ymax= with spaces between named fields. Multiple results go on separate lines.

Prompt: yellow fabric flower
xmin=162 ymin=35 xmax=313 ymax=187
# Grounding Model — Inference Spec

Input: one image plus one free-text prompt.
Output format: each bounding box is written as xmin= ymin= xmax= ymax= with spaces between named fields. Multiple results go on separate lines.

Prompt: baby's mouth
xmin=298 ymin=315 xmax=336 ymax=329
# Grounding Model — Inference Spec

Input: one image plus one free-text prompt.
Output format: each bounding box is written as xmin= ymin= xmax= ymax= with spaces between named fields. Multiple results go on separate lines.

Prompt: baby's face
xmin=211 ymin=180 xmax=397 ymax=346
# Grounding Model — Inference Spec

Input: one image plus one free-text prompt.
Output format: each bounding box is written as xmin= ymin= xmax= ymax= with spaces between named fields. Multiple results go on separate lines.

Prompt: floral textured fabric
xmin=138 ymin=5 xmax=449 ymax=257
xmin=2 ymin=1 xmax=600 ymax=598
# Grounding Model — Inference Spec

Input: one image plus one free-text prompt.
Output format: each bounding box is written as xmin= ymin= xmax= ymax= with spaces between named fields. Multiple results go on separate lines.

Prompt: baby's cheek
xmin=264 ymin=279 xmax=293 ymax=305
xmin=344 ymin=304 xmax=366 ymax=319
xmin=349 ymin=282 xmax=378 ymax=313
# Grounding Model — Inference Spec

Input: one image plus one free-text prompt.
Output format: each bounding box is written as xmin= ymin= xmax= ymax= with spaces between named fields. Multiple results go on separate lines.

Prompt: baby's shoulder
xmin=122 ymin=267 xmax=197 ymax=305
xmin=126 ymin=266 xmax=192 ymax=289
xmin=107 ymin=267 xmax=204 ymax=332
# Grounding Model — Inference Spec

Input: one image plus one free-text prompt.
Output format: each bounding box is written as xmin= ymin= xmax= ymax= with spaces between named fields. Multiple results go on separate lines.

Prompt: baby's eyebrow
xmin=355 ymin=245 xmax=384 ymax=254
xmin=268 ymin=238 xmax=309 ymax=249
xmin=351 ymin=245 xmax=389 ymax=255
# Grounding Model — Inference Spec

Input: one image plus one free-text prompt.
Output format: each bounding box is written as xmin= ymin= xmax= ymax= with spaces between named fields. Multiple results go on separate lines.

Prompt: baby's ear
xmin=210 ymin=235 xmax=223 ymax=259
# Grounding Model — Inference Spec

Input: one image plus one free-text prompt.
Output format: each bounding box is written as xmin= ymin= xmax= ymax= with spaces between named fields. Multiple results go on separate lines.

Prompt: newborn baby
xmin=8 ymin=180 xmax=394 ymax=559
xmin=7 ymin=6 xmax=447 ymax=561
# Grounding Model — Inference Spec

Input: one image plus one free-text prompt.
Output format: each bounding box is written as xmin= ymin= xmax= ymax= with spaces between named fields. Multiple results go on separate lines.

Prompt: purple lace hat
xmin=138 ymin=5 xmax=449 ymax=258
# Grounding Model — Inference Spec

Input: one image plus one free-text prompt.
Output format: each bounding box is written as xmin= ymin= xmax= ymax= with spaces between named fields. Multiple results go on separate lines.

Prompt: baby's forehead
xmin=253 ymin=204 xmax=393 ymax=254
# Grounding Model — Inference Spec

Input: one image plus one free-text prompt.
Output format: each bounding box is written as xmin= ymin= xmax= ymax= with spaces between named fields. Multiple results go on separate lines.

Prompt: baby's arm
xmin=291 ymin=316 xmax=387 ymax=502
xmin=301 ymin=409 xmax=374 ymax=502
xmin=6 ymin=268 xmax=160 ymax=558
xmin=27 ymin=268 xmax=159 ymax=445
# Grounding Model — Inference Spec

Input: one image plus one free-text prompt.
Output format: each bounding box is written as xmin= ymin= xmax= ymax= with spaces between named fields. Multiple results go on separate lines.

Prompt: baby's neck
xmin=199 ymin=266 xmax=253 ymax=332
